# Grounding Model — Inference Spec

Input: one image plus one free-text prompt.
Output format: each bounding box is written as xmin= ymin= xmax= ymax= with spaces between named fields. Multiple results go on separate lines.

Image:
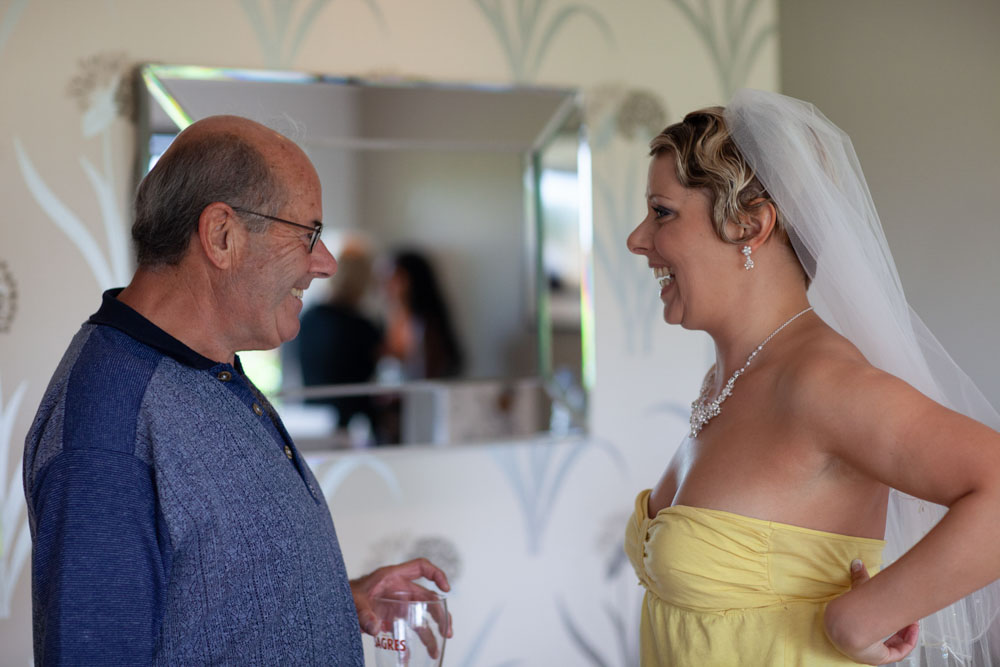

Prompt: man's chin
xmin=279 ymin=321 xmax=302 ymax=345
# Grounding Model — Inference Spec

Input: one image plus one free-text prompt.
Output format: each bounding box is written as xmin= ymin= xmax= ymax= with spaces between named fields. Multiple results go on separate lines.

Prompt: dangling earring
xmin=742 ymin=245 xmax=755 ymax=271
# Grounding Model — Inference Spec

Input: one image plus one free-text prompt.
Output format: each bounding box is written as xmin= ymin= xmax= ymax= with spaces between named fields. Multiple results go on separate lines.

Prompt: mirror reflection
xmin=135 ymin=64 xmax=591 ymax=447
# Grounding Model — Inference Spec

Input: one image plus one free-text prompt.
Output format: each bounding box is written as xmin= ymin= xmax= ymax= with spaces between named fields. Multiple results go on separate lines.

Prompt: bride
xmin=624 ymin=89 xmax=1000 ymax=666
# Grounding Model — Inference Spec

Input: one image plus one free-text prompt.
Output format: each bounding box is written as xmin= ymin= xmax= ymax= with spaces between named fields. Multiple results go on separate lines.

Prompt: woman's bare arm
xmin=792 ymin=356 xmax=1000 ymax=662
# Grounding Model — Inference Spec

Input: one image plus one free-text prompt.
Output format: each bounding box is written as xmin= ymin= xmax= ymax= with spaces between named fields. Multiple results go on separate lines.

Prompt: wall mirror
xmin=135 ymin=64 xmax=593 ymax=448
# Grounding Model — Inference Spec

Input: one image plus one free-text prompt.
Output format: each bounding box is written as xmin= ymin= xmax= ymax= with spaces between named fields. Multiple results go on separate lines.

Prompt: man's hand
xmin=350 ymin=558 xmax=453 ymax=638
xmin=824 ymin=559 xmax=919 ymax=665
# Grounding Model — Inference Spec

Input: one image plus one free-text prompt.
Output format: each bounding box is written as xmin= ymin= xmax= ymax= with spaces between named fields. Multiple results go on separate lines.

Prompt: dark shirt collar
xmin=88 ymin=288 xmax=227 ymax=371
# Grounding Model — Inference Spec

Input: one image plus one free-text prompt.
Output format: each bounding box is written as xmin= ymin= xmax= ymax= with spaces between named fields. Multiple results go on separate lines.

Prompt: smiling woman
xmin=624 ymin=90 xmax=1000 ymax=666
xmin=629 ymin=109 xmax=806 ymax=332
xmin=133 ymin=64 xmax=592 ymax=446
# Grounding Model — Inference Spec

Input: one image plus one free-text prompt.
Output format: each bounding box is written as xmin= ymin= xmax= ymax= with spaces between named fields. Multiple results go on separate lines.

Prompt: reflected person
xmin=297 ymin=238 xmax=383 ymax=430
xmin=23 ymin=115 xmax=451 ymax=665
xmin=380 ymin=249 xmax=463 ymax=380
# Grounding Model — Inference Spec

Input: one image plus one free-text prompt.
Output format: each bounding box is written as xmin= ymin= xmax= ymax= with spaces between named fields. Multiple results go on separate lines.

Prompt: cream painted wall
xmin=779 ymin=0 xmax=1000 ymax=407
xmin=0 ymin=1 xmax=778 ymax=664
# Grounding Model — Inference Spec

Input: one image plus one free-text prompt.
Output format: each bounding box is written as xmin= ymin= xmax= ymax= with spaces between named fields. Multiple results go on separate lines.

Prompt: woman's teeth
xmin=653 ymin=266 xmax=674 ymax=288
xmin=291 ymin=288 xmax=304 ymax=300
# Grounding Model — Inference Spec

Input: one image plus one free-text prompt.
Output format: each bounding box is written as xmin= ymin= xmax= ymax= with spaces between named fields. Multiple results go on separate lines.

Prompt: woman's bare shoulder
xmin=774 ymin=318 xmax=968 ymax=457
xmin=782 ymin=320 xmax=872 ymax=376
xmin=775 ymin=320 xmax=892 ymax=417
xmin=776 ymin=318 xmax=1000 ymax=508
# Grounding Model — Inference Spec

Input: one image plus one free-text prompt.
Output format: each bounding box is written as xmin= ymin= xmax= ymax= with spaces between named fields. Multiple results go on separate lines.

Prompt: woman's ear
xmin=198 ymin=202 xmax=239 ymax=270
xmin=737 ymin=198 xmax=778 ymax=252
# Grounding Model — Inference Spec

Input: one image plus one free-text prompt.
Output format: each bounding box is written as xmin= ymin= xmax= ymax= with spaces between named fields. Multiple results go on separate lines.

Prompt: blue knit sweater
xmin=23 ymin=290 xmax=364 ymax=666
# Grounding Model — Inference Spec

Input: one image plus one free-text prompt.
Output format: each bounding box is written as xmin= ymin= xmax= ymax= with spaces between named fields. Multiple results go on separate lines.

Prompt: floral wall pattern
xmin=491 ymin=436 xmax=625 ymax=554
xmin=15 ymin=52 xmax=134 ymax=291
xmin=473 ymin=0 xmax=614 ymax=82
xmin=240 ymin=0 xmax=385 ymax=68
xmin=0 ymin=261 xmax=16 ymax=335
xmin=665 ymin=0 xmax=776 ymax=99
xmin=0 ymin=373 xmax=29 ymax=620
xmin=0 ymin=0 xmax=28 ymax=59
xmin=0 ymin=1 xmax=777 ymax=663
xmin=587 ymin=84 xmax=668 ymax=355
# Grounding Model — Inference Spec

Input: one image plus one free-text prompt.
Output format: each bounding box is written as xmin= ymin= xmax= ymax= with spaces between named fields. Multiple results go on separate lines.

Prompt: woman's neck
xmin=708 ymin=291 xmax=812 ymax=385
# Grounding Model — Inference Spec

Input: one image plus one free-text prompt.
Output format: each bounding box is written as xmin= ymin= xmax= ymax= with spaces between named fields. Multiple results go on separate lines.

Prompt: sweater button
xmin=217 ymin=371 xmax=232 ymax=382
xmin=284 ymin=445 xmax=294 ymax=460
xmin=252 ymin=403 xmax=263 ymax=416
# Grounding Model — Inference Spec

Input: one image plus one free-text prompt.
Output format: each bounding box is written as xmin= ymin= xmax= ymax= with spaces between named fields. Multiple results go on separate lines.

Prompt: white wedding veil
xmin=724 ymin=88 xmax=1000 ymax=666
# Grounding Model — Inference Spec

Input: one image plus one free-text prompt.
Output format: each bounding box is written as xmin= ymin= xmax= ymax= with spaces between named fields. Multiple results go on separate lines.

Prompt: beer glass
xmin=372 ymin=590 xmax=449 ymax=667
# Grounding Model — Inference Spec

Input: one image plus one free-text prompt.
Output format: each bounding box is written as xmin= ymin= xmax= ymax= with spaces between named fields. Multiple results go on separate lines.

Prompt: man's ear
xmin=198 ymin=202 xmax=239 ymax=270
xmin=736 ymin=198 xmax=778 ymax=252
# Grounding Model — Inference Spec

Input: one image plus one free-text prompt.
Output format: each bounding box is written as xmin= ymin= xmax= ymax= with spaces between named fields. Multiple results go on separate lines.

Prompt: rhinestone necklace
xmin=689 ymin=306 xmax=814 ymax=437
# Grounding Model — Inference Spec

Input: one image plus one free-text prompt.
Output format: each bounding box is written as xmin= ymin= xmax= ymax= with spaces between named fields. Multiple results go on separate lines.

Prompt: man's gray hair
xmin=132 ymin=130 xmax=287 ymax=266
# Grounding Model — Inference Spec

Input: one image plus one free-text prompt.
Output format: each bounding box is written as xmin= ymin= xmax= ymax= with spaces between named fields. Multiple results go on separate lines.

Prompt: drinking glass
xmin=372 ymin=590 xmax=449 ymax=667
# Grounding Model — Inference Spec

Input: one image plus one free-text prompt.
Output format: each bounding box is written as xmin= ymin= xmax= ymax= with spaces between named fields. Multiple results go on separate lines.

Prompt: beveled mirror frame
xmin=134 ymin=63 xmax=594 ymax=447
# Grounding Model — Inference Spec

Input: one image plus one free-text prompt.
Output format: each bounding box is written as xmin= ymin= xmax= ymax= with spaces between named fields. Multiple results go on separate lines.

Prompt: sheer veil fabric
xmin=724 ymin=89 xmax=1000 ymax=666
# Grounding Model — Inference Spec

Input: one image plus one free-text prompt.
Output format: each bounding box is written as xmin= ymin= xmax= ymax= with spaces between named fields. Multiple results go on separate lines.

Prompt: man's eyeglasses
xmin=231 ymin=206 xmax=323 ymax=253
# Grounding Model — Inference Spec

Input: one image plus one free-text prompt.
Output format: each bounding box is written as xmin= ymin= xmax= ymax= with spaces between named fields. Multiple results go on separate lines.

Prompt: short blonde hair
xmin=649 ymin=106 xmax=787 ymax=245
xmin=329 ymin=244 xmax=373 ymax=307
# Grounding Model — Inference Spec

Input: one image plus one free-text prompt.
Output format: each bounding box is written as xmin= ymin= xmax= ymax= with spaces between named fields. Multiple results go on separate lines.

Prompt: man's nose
xmin=311 ymin=240 xmax=338 ymax=278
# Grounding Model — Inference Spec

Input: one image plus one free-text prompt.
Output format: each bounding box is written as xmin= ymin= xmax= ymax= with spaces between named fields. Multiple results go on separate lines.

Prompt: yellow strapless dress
xmin=624 ymin=489 xmax=885 ymax=666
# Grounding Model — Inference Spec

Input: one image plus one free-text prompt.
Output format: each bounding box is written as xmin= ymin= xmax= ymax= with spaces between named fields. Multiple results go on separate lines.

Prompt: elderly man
xmin=23 ymin=116 xmax=449 ymax=665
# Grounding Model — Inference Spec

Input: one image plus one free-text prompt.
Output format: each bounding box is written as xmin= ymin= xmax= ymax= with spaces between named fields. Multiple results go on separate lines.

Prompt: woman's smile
xmin=653 ymin=265 xmax=674 ymax=296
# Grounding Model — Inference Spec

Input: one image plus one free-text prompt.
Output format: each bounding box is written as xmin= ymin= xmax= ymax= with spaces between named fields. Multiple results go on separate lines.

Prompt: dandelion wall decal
xmin=491 ymin=436 xmax=624 ymax=554
xmin=553 ymin=509 xmax=643 ymax=666
xmin=555 ymin=592 xmax=640 ymax=667
xmin=66 ymin=51 xmax=134 ymax=132
xmin=664 ymin=0 xmax=776 ymax=99
xmin=239 ymin=0 xmax=385 ymax=68
xmin=15 ymin=52 xmax=133 ymax=291
xmin=309 ymin=453 xmax=402 ymax=502
xmin=472 ymin=0 xmax=614 ymax=83
xmin=454 ymin=604 xmax=519 ymax=667
xmin=0 ymin=261 xmax=17 ymax=334
xmin=0 ymin=374 xmax=29 ymax=619
xmin=0 ymin=0 xmax=29 ymax=59
xmin=586 ymin=85 xmax=669 ymax=354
